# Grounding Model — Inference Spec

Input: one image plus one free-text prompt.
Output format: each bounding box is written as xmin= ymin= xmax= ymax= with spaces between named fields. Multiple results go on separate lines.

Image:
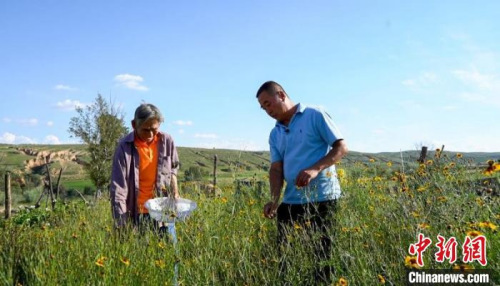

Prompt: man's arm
xmin=296 ymin=139 xmax=348 ymax=187
xmin=263 ymin=161 xmax=284 ymax=219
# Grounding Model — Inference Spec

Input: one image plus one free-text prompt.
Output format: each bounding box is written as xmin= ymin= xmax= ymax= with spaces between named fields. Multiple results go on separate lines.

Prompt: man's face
xmin=132 ymin=118 xmax=160 ymax=143
xmin=258 ymin=90 xmax=285 ymax=121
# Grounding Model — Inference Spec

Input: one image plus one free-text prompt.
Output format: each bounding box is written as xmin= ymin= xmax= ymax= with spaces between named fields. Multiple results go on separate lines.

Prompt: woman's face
xmin=133 ymin=118 xmax=160 ymax=143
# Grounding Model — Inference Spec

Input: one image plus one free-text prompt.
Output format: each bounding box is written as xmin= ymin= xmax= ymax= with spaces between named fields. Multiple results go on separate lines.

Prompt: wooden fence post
xmin=5 ymin=171 xmax=11 ymax=219
xmin=213 ymin=155 xmax=218 ymax=194
xmin=418 ymin=146 xmax=428 ymax=163
xmin=45 ymin=162 xmax=56 ymax=210
xmin=55 ymin=168 xmax=63 ymax=199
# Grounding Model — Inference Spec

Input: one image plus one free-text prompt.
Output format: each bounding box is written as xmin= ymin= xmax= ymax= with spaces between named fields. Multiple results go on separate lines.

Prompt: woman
xmin=110 ymin=103 xmax=180 ymax=232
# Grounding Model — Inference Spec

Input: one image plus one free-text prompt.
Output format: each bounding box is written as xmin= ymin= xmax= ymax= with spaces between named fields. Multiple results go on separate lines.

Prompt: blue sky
xmin=1 ymin=1 xmax=499 ymax=152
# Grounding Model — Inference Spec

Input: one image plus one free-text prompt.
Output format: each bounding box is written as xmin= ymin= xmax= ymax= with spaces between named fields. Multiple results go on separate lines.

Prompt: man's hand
xmin=295 ymin=168 xmax=320 ymax=187
xmin=263 ymin=201 xmax=279 ymax=219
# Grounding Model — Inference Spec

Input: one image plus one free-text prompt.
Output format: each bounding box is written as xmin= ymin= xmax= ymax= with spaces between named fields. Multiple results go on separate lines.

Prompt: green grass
xmin=62 ymin=179 xmax=95 ymax=191
xmin=1 ymin=152 xmax=499 ymax=285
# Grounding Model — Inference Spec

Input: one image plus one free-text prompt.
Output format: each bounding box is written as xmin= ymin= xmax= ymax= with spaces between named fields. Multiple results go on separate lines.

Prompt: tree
xmin=68 ymin=94 xmax=129 ymax=195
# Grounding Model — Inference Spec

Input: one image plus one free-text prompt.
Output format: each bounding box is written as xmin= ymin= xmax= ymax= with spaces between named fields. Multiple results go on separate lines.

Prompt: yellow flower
xmin=95 ymin=256 xmax=107 ymax=267
xmin=336 ymin=277 xmax=348 ymax=286
xmin=293 ymin=223 xmax=302 ymax=230
xmin=418 ymin=223 xmax=430 ymax=229
xmin=369 ymin=158 xmax=375 ymax=163
xmin=426 ymin=160 xmax=434 ymax=165
xmin=221 ymin=197 xmax=228 ymax=203
xmin=484 ymin=161 xmax=500 ymax=175
xmin=405 ymin=256 xmax=420 ymax=269
xmin=456 ymin=153 xmax=463 ymax=159
xmin=411 ymin=211 xmax=420 ymax=218
xmin=453 ymin=264 xmax=474 ymax=271
xmin=437 ymin=196 xmax=447 ymax=202
xmin=466 ymin=230 xmax=482 ymax=237
xmin=120 ymin=257 xmax=130 ymax=267
xmin=155 ymin=259 xmax=166 ymax=268
xmin=158 ymin=241 xmax=166 ymax=249
xmin=378 ymin=274 xmax=386 ymax=284
xmin=416 ymin=186 xmax=427 ymax=192
xmin=478 ymin=221 xmax=497 ymax=231
xmin=386 ymin=161 xmax=392 ymax=167
xmin=476 ymin=197 xmax=485 ymax=206
xmin=337 ymin=168 xmax=346 ymax=178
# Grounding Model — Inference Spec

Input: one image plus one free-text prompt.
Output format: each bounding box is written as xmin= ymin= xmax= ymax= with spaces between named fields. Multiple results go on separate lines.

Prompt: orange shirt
xmin=135 ymin=134 xmax=159 ymax=213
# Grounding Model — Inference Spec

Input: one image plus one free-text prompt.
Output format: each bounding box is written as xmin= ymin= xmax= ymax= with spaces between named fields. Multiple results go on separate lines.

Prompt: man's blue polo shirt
xmin=269 ymin=104 xmax=343 ymax=204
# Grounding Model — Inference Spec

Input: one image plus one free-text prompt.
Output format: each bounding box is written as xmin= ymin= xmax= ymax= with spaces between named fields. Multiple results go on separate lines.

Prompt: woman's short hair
xmin=133 ymin=103 xmax=164 ymax=127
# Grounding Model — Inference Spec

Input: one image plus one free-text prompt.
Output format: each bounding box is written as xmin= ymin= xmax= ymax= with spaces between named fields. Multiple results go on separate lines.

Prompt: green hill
xmin=1 ymin=143 xmax=498 ymax=195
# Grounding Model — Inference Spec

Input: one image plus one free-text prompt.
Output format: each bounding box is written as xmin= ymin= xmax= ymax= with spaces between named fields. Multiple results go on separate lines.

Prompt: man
xmin=110 ymin=103 xmax=180 ymax=233
xmin=257 ymin=81 xmax=348 ymax=283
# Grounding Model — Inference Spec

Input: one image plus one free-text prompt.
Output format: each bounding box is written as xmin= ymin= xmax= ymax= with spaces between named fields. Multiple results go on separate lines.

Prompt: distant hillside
xmin=1 ymin=144 xmax=499 ymax=181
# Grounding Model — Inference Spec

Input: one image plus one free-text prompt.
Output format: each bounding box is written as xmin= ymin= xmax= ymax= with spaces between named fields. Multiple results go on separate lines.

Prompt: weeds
xmin=0 ymin=155 xmax=498 ymax=285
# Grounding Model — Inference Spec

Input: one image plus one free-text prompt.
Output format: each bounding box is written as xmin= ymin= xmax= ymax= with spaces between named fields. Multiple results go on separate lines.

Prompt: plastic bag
xmin=144 ymin=197 xmax=197 ymax=223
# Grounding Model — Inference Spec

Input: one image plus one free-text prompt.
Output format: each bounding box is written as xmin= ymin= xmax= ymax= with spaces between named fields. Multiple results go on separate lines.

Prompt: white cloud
xmin=172 ymin=120 xmax=193 ymax=126
xmin=3 ymin=117 xmax=40 ymax=126
xmin=0 ymin=132 xmax=36 ymax=144
xmin=16 ymin=136 xmax=37 ymax=144
xmin=371 ymin=128 xmax=386 ymax=135
xmin=452 ymin=68 xmax=500 ymax=106
xmin=0 ymin=132 xmax=16 ymax=144
xmin=443 ymin=105 xmax=458 ymax=111
xmin=398 ymin=100 xmax=423 ymax=110
xmin=114 ymin=74 xmax=149 ymax=91
xmin=43 ymin=135 xmax=61 ymax=144
xmin=178 ymin=129 xmax=185 ymax=134
xmin=402 ymin=79 xmax=415 ymax=86
xmin=54 ymin=84 xmax=77 ymax=91
xmin=18 ymin=118 xmax=38 ymax=126
xmin=194 ymin=139 xmax=265 ymax=151
xmin=56 ymin=99 xmax=86 ymax=111
xmin=194 ymin=133 xmax=218 ymax=139
xmin=47 ymin=121 xmax=54 ymax=127
xmin=402 ymin=72 xmax=438 ymax=88
xmin=459 ymin=92 xmax=486 ymax=102
xmin=452 ymin=68 xmax=497 ymax=90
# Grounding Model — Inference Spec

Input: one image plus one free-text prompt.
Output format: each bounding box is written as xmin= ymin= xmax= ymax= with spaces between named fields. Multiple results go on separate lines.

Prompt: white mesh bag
xmin=144 ymin=197 xmax=197 ymax=223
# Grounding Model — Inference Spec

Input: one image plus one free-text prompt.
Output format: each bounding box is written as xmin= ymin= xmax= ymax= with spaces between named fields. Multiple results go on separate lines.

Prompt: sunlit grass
xmin=1 ymin=154 xmax=499 ymax=285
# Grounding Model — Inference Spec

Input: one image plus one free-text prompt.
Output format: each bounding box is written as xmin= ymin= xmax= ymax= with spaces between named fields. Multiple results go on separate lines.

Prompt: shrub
xmin=83 ymin=186 xmax=95 ymax=196
xmin=184 ymin=166 xmax=209 ymax=181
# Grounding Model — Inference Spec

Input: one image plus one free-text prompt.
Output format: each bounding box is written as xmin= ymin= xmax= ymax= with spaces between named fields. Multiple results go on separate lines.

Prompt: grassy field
xmin=1 ymin=147 xmax=499 ymax=285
